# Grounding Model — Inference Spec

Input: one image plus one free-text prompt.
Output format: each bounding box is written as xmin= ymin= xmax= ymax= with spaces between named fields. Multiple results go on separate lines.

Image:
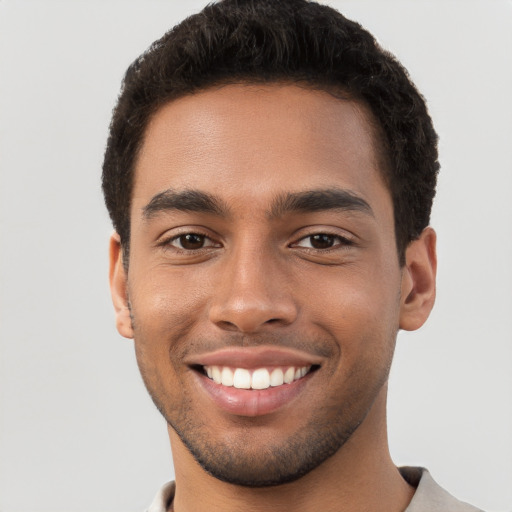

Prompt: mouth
xmin=200 ymin=364 xmax=317 ymax=390
xmin=188 ymin=347 xmax=323 ymax=417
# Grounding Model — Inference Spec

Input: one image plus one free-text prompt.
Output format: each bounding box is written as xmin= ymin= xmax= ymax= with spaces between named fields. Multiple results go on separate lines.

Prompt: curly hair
xmin=102 ymin=0 xmax=439 ymax=265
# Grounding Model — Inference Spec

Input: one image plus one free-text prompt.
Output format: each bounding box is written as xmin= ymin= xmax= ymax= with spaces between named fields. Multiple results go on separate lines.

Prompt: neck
xmin=168 ymin=385 xmax=414 ymax=512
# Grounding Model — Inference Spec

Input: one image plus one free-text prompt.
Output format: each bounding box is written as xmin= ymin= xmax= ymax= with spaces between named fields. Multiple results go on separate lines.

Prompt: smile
xmin=190 ymin=347 xmax=323 ymax=416
xmin=203 ymin=365 xmax=312 ymax=390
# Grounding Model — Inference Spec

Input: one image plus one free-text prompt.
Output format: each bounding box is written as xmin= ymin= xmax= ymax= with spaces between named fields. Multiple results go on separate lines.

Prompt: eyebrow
xmin=268 ymin=188 xmax=373 ymax=219
xmin=142 ymin=187 xmax=373 ymax=221
xmin=142 ymin=189 xmax=228 ymax=219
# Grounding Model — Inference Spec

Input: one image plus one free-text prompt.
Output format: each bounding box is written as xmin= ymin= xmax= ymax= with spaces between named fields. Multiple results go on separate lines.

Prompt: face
xmin=110 ymin=84 xmax=432 ymax=486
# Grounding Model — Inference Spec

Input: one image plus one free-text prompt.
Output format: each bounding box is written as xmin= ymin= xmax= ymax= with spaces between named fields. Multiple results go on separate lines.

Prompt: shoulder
xmin=145 ymin=481 xmax=175 ymax=512
xmin=400 ymin=467 xmax=484 ymax=512
xmin=145 ymin=470 xmax=484 ymax=512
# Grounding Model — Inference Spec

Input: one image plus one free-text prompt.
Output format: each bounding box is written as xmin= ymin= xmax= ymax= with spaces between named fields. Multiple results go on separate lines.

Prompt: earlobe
xmin=109 ymin=232 xmax=134 ymax=339
xmin=399 ymin=227 xmax=437 ymax=331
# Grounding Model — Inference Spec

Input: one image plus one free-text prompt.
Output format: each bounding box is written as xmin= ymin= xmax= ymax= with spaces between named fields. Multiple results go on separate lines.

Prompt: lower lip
xmin=194 ymin=371 xmax=312 ymax=417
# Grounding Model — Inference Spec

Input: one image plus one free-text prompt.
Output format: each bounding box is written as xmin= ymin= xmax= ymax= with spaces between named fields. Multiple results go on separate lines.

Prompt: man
xmin=102 ymin=0 xmax=482 ymax=510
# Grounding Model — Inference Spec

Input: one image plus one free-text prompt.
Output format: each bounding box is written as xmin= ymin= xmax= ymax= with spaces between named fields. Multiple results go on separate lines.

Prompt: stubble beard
xmin=169 ymin=405 xmax=367 ymax=487
xmin=130 ymin=304 xmax=396 ymax=488
xmin=137 ymin=356 xmax=391 ymax=488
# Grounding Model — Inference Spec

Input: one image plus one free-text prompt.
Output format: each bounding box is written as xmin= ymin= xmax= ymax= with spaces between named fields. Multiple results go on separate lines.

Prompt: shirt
xmin=145 ymin=467 xmax=483 ymax=512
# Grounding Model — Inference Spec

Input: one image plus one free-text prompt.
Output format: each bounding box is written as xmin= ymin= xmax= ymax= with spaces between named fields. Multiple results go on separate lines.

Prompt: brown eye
xmin=175 ymin=233 xmax=206 ymax=250
xmin=293 ymin=233 xmax=352 ymax=250
xmin=309 ymin=234 xmax=336 ymax=249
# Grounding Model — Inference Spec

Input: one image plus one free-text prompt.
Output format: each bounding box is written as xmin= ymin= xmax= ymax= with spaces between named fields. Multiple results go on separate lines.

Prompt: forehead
xmin=133 ymin=83 xmax=389 ymax=213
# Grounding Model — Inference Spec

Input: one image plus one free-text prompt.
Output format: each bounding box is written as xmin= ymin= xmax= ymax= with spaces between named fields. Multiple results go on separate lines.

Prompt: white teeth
xmin=251 ymin=368 xmax=270 ymax=390
xmin=221 ymin=367 xmax=234 ymax=386
xmin=233 ymin=368 xmax=251 ymax=389
xmin=204 ymin=365 xmax=312 ymax=389
xmin=283 ymin=367 xmax=295 ymax=384
xmin=212 ymin=366 xmax=222 ymax=384
xmin=270 ymin=368 xmax=284 ymax=387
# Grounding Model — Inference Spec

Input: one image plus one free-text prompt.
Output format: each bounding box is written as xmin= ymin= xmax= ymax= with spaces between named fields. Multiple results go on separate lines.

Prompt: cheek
xmin=128 ymin=268 xmax=212 ymax=373
xmin=130 ymin=266 xmax=209 ymax=326
xmin=306 ymin=263 xmax=400 ymax=326
xmin=304 ymin=264 xmax=401 ymax=372
xmin=311 ymin=276 xmax=399 ymax=413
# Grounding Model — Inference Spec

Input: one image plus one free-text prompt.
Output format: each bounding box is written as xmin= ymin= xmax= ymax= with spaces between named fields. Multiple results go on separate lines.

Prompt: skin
xmin=110 ymin=84 xmax=437 ymax=512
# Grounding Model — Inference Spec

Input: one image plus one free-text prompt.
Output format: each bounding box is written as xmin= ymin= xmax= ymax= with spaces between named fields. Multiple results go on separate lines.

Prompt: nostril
xmin=209 ymin=298 xmax=298 ymax=333
xmin=216 ymin=320 xmax=241 ymax=332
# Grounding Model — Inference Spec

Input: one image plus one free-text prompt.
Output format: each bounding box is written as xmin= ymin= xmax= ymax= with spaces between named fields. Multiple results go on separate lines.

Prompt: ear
xmin=399 ymin=227 xmax=437 ymax=331
xmin=109 ymin=232 xmax=134 ymax=339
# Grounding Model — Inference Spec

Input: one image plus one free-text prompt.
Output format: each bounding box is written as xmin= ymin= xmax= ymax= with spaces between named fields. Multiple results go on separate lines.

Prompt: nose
xmin=208 ymin=243 xmax=298 ymax=334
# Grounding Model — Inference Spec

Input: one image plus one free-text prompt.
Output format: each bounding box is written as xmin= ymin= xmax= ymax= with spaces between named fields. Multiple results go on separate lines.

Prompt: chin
xmin=166 ymin=404 xmax=366 ymax=488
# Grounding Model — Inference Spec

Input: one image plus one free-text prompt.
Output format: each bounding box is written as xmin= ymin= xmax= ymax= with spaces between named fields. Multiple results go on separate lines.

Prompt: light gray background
xmin=1 ymin=1 xmax=511 ymax=511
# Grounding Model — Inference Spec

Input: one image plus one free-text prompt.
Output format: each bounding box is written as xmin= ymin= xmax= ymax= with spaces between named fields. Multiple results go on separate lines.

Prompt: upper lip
xmin=186 ymin=346 xmax=324 ymax=369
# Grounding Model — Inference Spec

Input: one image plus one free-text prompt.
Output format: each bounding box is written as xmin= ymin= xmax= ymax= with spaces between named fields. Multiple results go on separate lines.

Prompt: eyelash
xmin=159 ymin=231 xmax=354 ymax=253
xmin=159 ymin=230 xmax=219 ymax=252
xmin=290 ymin=232 xmax=354 ymax=251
